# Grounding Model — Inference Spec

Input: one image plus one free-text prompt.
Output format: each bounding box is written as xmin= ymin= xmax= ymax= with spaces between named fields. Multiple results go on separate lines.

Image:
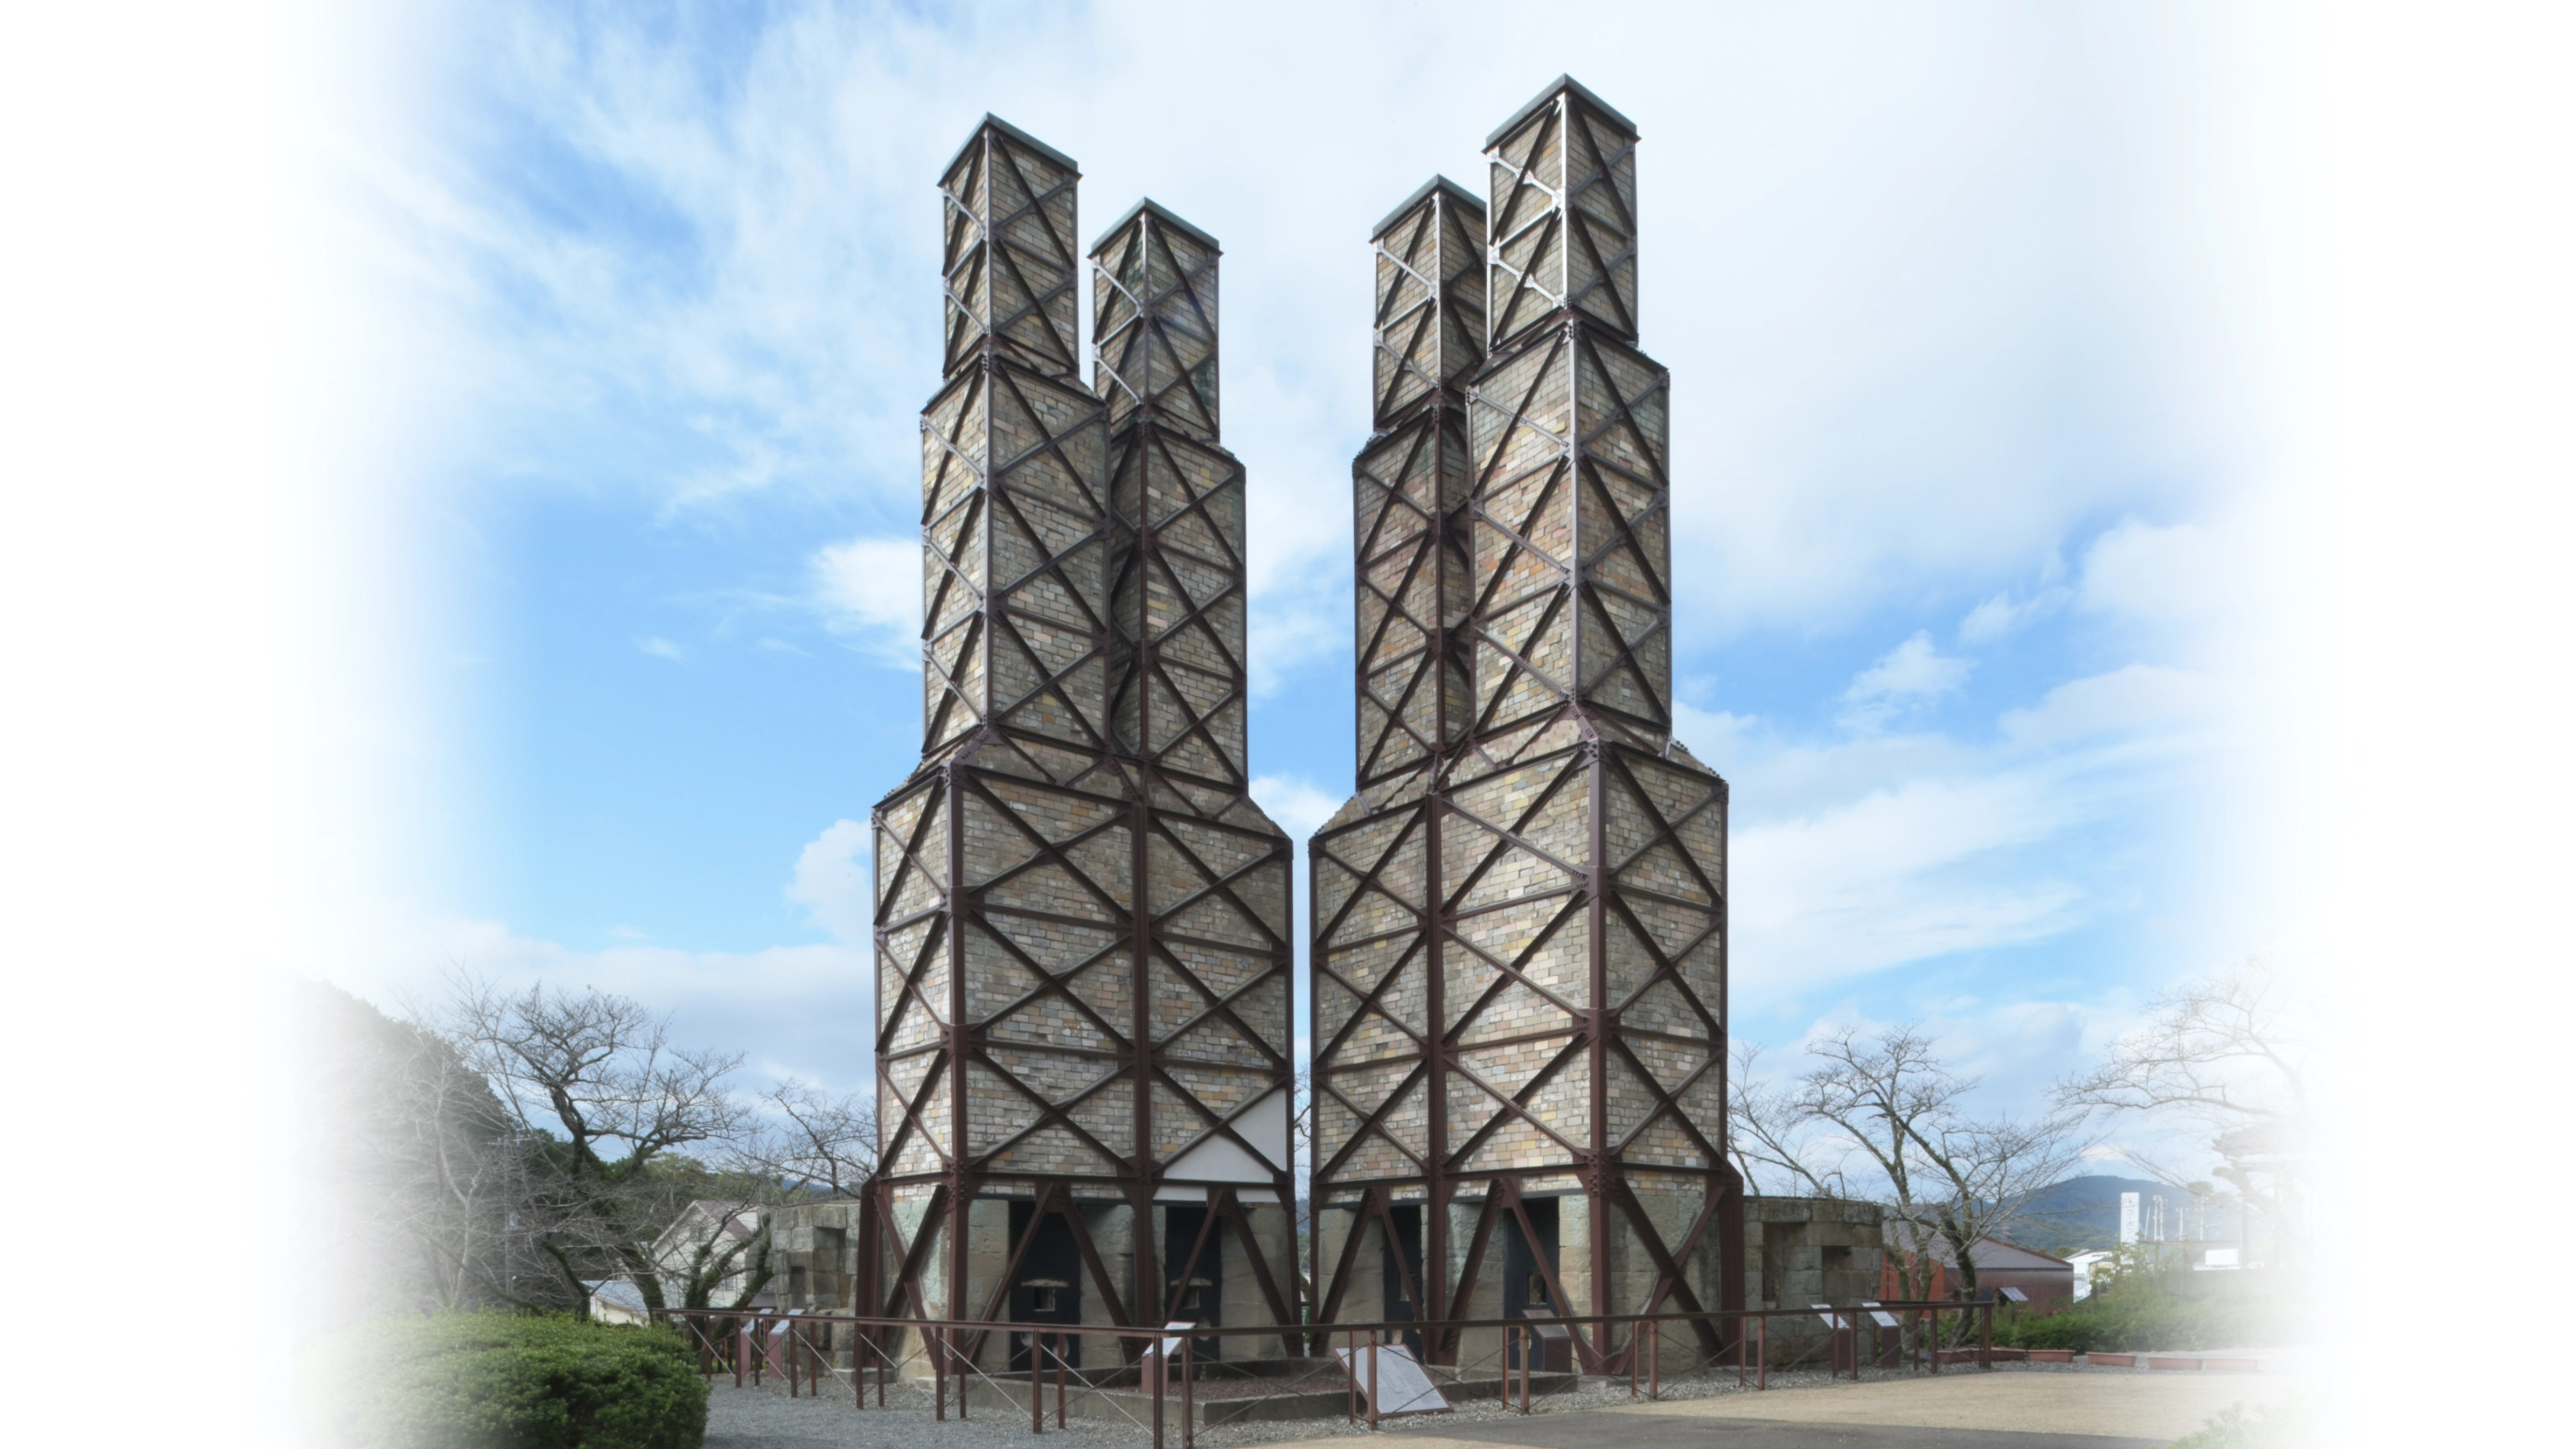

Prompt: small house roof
xmin=585 ymin=1278 xmax=649 ymax=1313
xmin=1885 ymin=1222 xmax=2074 ymax=1270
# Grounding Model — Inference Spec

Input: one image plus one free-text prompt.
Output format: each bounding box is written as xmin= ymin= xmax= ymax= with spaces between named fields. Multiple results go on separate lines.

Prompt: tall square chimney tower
xmin=866 ymin=117 xmax=1299 ymax=1368
xmin=1310 ymin=77 xmax=1743 ymax=1371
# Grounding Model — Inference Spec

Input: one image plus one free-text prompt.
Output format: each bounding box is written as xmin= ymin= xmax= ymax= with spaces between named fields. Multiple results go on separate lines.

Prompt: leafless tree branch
xmin=1797 ymin=1024 xmax=2092 ymax=1314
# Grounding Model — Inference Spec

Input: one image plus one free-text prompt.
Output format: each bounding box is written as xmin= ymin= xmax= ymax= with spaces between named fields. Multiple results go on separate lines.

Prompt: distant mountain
xmin=2001 ymin=1175 xmax=2244 ymax=1255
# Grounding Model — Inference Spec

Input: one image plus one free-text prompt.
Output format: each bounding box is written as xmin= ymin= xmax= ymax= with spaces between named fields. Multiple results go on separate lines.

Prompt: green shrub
xmin=1989 ymin=1274 xmax=2275 ymax=1354
xmin=345 ymin=1312 xmax=709 ymax=1449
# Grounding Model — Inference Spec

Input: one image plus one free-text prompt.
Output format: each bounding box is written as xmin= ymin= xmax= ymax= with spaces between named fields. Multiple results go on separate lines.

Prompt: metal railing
xmin=650 ymin=1298 xmax=2006 ymax=1445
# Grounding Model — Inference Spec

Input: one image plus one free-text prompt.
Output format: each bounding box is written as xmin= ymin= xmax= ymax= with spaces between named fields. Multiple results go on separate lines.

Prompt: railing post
xmin=1056 ymin=1333 xmax=1068 ymax=1428
xmin=1518 ymin=1326 xmax=1530 ymax=1414
xmin=1757 ymin=1315 xmax=1767 ymax=1391
xmin=1650 ymin=1318 xmax=1660 ymax=1400
xmin=1182 ymin=1330 xmax=1195 ymax=1449
xmin=1152 ymin=1332 xmax=1166 ymax=1449
xmin=1372 ymin=1332 xmax=1383 ymax=1430
xmin=1346 ymin=1329 xmax=1356 ymax=1426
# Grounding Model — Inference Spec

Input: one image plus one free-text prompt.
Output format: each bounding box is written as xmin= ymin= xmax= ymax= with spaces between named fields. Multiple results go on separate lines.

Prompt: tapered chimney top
xmin=940 ymin=113 xmax=1080 ymax=178
xmin=1369 ymin=175 xmax=1484 ymax=242
xmin=1089 ymin=197 xmax=1221 ymax=258
xmin=1484 ymin=74 xmax=1637 ymax=147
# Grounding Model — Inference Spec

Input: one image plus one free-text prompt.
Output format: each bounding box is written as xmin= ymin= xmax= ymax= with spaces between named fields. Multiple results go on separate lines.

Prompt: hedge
xmin=1988 ymin=1275 xmax=2277 ymax=1354
xmin=345 ymin=1312 xmax=708 ymax=1449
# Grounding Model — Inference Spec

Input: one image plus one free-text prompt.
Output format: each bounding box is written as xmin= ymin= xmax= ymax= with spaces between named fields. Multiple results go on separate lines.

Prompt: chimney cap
xmin=1485 ymin=74 xmax=1638 ymax=149
xmin=1368 ymin=175 xmax=1485 ymax=242
xmin=1089 ymin=197 xmax=1221 ymax=258
xmin=942 ymin=114 xmax=1080 ymax=181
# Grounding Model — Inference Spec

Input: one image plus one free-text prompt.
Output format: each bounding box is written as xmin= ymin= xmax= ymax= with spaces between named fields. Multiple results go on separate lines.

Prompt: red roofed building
xmin=1880 ymin=1222 xmax=2075 ymax=1302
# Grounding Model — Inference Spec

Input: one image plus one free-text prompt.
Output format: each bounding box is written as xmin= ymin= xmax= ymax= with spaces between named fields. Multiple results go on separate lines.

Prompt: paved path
xmin=1240 ymin=1370 xmax=2300 ymax=1449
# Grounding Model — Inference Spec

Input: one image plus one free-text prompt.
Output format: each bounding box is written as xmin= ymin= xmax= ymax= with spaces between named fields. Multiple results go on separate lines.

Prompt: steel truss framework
xmin=1312 ymin=76 xmax=1745 ymax=1371
xmin=867 ymin=118 xmax=1297 ymax=1364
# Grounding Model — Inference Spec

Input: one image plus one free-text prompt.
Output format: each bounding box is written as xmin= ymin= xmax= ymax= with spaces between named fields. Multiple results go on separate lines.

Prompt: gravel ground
xmin=704 ymin=1365 xmax=1869 ymax=1449
xmin=702 ymin=1348 xmax=2311 ymax=1449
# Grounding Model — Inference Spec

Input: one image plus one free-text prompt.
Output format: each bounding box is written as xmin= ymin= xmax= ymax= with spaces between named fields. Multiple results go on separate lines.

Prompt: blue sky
xmin=312 ymin=0 xmax=2289 ymax=1168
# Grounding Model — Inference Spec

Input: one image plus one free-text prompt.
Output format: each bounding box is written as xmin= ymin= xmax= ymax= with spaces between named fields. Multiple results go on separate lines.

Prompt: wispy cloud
xmin=634 ymin=635 xmax=687 ymax=663
xmin=1839 ymin=630 xmax=1972 ymax=731
xmin=2079 ymin=517 xmax=2237 ymax=630
xmin=1959 ymin=586 xmax=2070 ymax=643
xmin=1688 ymin=652 xmax=2226 ymax=1005
xmin=785 ymin=818 xmax=871 ymax=943
xmin=810 ymin=536 xmax=923 ymax=666
xmin=1251 ymin=774 xmax=1342 ymax=838
xmin=1999 ymin=663 xmax=2215 ymax=749
xmin=360 ymin=915 xmax=877 ymax=1094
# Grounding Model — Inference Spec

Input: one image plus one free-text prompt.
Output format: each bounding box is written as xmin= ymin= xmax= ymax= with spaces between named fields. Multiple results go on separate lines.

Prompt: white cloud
xmin=811 ymin=536 xmax=923 ymax=665
xmin=2000 ymin=663 xmax=2216 ymax=749
xmin=1704 ymin=652 xmax=2229 ymax=1009
xmin=786 ymin=818 xmax=872 ymax=944
xmin=1839 ymin=630 xmax=1972 ymax=730
xmin=1247 ymin=603 xmax=1346 ymax=700
xmin=1251 ymin=774 xmax=1342 ymax=839
xmin=1959 ymin=586 xmax=2070 ymax=643
xmin=1670 ymin=702 xmax=1759 ymax=763
xmin=634 ymin=635 xmax=687 ymax=662
xmin=2079 ymin=518 xmax=2231 ymax=627
xmin=345 ymin=914 xmax=877 ymax=1093
xmin=1732 ymin=769 xmax=2090 ymax=990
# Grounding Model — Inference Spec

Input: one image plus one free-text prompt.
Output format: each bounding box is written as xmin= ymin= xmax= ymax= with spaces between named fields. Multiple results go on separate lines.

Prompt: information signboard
xmin=1332 ymin=1343 xmax=1451 ymax=1417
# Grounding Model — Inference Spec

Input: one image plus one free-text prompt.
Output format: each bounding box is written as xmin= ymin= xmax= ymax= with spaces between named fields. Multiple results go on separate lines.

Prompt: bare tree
xmin=447 ymin=979 xmax=758 ymax=1316
xmin=2055 ymin=959 xmax=2308 ymax=1263
xmin=736 ymin=1080 xmax=877 ymax=1199
xmin=1799 ymin=1025 xmax=2091 ymax=1310
xmin=1290 ymin=1065 xmax=1315 ymax=1302
xmin=379 ymin=1015 xmax=539 ymax=1309
xmin=1726 ymin=1042 xmax=1847 ymax=1198
xmin=296 ymin=980 xmax=539 ymax=1315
